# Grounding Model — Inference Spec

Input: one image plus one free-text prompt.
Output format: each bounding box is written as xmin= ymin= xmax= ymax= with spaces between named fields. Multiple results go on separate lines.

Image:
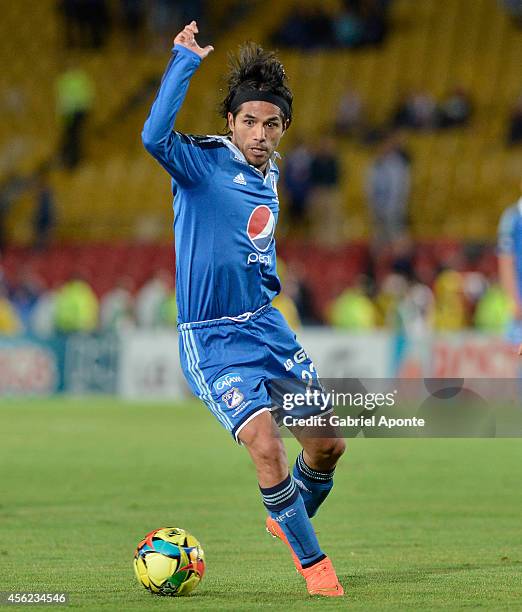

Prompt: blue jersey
xmin=142 ymin=44 xmax=281 ymax=324
xmin=497 ymin=198 xmax=522 ymax=302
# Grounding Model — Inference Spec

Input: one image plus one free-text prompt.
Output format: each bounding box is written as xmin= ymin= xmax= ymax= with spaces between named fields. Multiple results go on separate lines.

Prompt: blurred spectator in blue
xmin=33 ymin=173 xmax=56 ymax=251
xmin=507 ymin=95 xmax=522 ymax=146
xmin=9 ymin=266 xmax=45 ymax=332
xmin=335 ymin=86 xmax=364 ymax=137
xmin=334 ymin=5 xmax=365 ymax=48
xmin=310 ymin=136 xmax=343 ymax=244
xmin=56 ymin=65 xmax=94 ymax=169
xmin=283 ymin=137 xmax=313 ymax=227
xmin=437 ymin=87 xmax=473 ymax=128
xmin=366 ymin=133 xmax=411 ymax=247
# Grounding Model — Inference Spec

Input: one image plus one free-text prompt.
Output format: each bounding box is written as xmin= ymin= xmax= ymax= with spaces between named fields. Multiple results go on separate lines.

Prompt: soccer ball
xmin=133 ymin=527 xmax=205 ymax=596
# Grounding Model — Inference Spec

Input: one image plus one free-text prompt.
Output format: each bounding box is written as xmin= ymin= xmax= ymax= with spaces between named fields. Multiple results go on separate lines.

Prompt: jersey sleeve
xmin=142 ymin=44 xmax=214 ymax=185
xmin=497 ymin=206 xmax=516 ymax=255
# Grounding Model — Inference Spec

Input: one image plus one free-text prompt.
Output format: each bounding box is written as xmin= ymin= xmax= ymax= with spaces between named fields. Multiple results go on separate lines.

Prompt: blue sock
xmin=260 ymin=474 xmax=325 ymax=568
xmin=293 ymin=451 xmax=335 ymax=518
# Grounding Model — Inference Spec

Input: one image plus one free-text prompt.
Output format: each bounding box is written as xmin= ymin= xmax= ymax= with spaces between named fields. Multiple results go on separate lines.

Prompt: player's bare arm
xmin=173 ymin=21 xmax=214 ymax=59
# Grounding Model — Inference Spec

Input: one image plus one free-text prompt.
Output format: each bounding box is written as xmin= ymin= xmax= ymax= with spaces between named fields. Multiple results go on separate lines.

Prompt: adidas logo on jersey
xmin=233 ymin=172 xmax=247 ymax=185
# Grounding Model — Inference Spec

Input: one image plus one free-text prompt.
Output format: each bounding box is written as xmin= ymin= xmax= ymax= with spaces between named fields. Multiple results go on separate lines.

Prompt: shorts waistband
xmin=177 ymin=303 xmax=271 ymax=331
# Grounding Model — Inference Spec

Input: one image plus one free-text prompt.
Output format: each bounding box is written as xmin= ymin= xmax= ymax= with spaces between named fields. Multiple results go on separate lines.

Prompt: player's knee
xmin=314 ymin=437 xmax=346 ymax=464
xmin=249 ymin=435 xmax=286 ymax=466
xmin=243 ymin=431 xmax=287 ymax=476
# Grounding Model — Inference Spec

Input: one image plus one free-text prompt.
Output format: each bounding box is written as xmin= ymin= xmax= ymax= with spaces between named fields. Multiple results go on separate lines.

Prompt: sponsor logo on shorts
xmin=221 ymin=387 xmax=244 ymax=409
xmin=214 ymin=372 xmax=243 ymax=392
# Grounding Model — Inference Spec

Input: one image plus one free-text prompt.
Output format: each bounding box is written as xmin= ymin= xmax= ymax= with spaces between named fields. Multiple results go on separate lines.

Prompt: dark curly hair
xmin=220 ymin=42 xmax=293 ymax=130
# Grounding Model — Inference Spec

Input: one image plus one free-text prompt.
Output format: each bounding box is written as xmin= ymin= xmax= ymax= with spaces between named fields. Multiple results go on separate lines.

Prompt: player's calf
xmin=293 ymin=438 xmax=346 ymax=518
xmin=240 ymin=412 xmax=327 ymax=570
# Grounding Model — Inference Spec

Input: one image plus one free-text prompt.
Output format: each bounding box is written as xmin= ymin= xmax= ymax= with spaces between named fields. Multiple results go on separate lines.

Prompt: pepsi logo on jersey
xmin=247 ymin=205 xmax=275 ymax=252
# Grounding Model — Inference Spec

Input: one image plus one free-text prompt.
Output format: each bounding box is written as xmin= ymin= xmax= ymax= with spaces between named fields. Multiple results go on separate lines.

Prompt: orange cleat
xmin=265 ymin=516 xmax=303 ymax=575
xmin=302 ymin=557 xmax=344 ymax=597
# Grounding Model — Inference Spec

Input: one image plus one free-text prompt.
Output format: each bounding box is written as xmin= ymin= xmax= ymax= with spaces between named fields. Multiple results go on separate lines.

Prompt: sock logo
xmin=274 ymin=508 xmax=297 ymax=523
xmin=293 ymin=478 xmax=312 ymax=494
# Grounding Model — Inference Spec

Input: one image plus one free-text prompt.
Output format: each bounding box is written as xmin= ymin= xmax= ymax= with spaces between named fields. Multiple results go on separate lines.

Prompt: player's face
xmin=228 ymin=101 xmax=286 ymax=172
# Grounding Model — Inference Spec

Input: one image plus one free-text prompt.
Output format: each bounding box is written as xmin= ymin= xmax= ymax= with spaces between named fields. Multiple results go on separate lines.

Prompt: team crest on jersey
xmin=247 ymin=205 xmax=275 ymax=252
xmin=222 ymin=387 xmax=244 ymax=409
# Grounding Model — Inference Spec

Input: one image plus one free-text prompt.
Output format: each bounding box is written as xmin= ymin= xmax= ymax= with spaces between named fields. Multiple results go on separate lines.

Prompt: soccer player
xmin=497 ymin=180 xmax=522 ymax=355
xmin=142 ymin=21 xmax=346 ymax=597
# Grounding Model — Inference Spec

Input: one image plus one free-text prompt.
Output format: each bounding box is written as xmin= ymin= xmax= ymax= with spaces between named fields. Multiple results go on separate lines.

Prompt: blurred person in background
xmin=474 ymin=283 xmax=512 ymax=333
xmin=334 ymin=85 xmax=364 ymax=138
xmin=100 ymin=276 xmax=135 ymax=331
xmin=329 ymin=276 xmax=376 ymax=330
xmin=366 ymin=133 xmax=411 ymax=249
xmin=392 ymin=90 xmax=437 ymax=130
xmin=375 ymin=271 xmax=408 ymax=328
xmin=9 ymin=266 xmax=45 ymax=333
xmin=120 ymin=0 xmax=146 ymax=48
xmin=433 ymin=269 xmax=466 ymax=331
xmin=0 ymin=276 xmax=21 ymax=336
xmin=0 ymin=173 xmax=33 ymax=252
xmin=159 ymin=288 xmax=178 ymax=327
xmin=33 ymin=173 xmax=56 ymax=251
xmin=57 ymin=0 xmax=111 ymax=49
xmin=272 ymin=259 xmax=301 ymax=329
xmin=398 ymin=276 xmax=434 ymax=337
xmin=501 ymin=0 xmax=522 ymax=26
xmin=283 ymin=261 xmax=322 ymax=326
xmin=56 ymin=65 xmax=95 ymax=169
xmin=149 ymin=0 xmax=183 ymax=51
xmin=283 ymin=136 xmax=313 ymax=229
xmin=272 ymin=4 xmax=334 ymax=50
xmin=507 ymin=94 xmax=522 ymax=146
xmin=310 ymin=135 xmax=342 ymax=245
xmin=497 ymin=181 xmax=522 ymax=348
xmin=30 ymin=289 xmax=57 ymax=338
xmin=54 ymin=274 xmax=99 ymax=333
xmin=437 ymin=87 xmax=473 ymax=129
xmin=135 ymin=269 xmax=172 ymax=327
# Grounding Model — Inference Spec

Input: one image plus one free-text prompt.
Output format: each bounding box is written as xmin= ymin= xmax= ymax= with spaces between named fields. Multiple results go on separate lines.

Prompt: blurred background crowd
xmin=1 ymin=0 xmax=522 ymax=338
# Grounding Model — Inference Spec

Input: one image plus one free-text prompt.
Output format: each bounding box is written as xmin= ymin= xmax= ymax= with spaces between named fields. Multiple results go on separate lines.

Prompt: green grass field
xmin=1 ymin=397 xmax=522 ymax=610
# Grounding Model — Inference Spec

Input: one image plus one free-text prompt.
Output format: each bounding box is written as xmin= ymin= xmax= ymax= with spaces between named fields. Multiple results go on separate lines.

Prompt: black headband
xmin=229 ymin=89 xmax=290 ymax=120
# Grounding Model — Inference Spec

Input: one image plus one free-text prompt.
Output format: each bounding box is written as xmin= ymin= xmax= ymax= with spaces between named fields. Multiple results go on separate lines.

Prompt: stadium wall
xmin=0 ymin=331 xmax=518 ymax=398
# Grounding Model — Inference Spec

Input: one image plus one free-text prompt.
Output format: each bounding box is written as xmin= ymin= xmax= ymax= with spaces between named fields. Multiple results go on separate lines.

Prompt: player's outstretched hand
xmin=174 ymin=21 xmax=214 ymax=59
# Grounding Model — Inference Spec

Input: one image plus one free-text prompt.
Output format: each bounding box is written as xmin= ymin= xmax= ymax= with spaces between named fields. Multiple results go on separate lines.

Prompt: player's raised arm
xmin=142 ymin=21 xmax=214 ymax=183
